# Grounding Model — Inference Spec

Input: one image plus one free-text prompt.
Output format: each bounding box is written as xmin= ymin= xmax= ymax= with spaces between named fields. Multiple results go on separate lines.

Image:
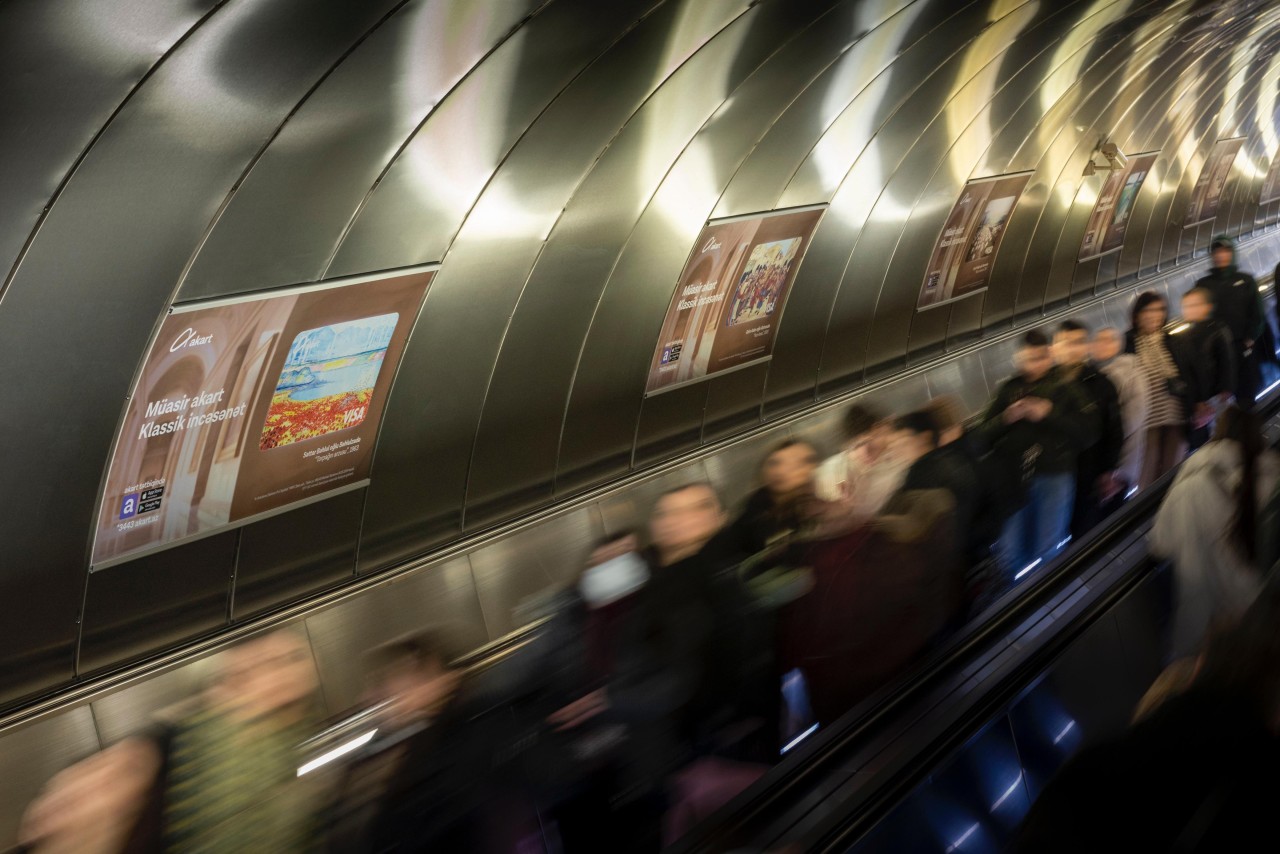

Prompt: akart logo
xmin=700 ymin=236 xmax=722 ymax=253
xmin=170 ymin=327 xmax=213 ymax=352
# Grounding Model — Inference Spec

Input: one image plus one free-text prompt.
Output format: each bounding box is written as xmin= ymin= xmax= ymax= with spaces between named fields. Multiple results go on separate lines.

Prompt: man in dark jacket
xmin=1053 ymin=320 xmax=1124 ymax=538
xmin=329 ymin=630 xmax=518 ymax=854
xmin=1171 ymin=286 xmax=1235 ymax=449
xmin=1193 ymin=234 xmax=1265 ymax=408
xmin=979 ymin=330 xmax=1099 ymax=576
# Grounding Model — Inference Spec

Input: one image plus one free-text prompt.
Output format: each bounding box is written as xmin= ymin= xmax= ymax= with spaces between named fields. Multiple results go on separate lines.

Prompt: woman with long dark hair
xmin=1125 ymin=291 xmax=1188 ymax=487
xmin=1151 ymin=406 xmax=1280 ymax=658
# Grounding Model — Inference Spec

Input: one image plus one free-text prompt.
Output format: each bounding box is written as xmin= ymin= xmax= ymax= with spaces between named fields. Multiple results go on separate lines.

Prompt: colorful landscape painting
xmin=259 ymin=312 xmax=400 ymax=450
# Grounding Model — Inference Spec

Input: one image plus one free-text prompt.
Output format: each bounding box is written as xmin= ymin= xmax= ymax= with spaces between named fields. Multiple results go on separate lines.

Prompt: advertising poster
xmin=1079 ymin=151 xmax=1160 ymax=261
xmin=645 ymin=205 xmax=824 ymax=395
xmin=1259 ymin=154 xmax=1280 ymax=205
xmin=1184 ymin=137 xmax=1245 ymax=228
xmin=917 ymin=172 xmax=1033 ymax=310
xmin=91 ymin=268 xmax=433 ymax=568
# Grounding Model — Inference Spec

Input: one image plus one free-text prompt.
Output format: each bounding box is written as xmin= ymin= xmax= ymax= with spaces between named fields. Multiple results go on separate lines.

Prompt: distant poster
xmin=1260 ymin=153 xmax=1280 ymax=204
xmin=646 ymin=206 xmax=824 ymax=395
xmin=917 ymin=172 xmax=1033 ymax=310
xmin=1184 ymin=137 xmax=1245 ymax=227
xmin=91 ymin=268 xmax=433 ymax=568
xmin=1079 ymin=151 xmax=1160 ymax=261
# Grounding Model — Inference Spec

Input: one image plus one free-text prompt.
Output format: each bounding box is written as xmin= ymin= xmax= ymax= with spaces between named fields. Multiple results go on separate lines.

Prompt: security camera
xmin=1100 ymin=142 xmax=1129 ymax=171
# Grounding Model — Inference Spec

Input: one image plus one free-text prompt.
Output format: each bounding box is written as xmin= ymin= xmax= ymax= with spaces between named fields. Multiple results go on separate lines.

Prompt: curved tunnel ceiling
xmin=2 ymin=0 xmax=1280 ymax=701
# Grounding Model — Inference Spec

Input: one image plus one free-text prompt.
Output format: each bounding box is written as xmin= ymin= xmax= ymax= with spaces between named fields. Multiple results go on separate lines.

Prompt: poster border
xmin=1260 ymin=153 xmax=1280 ymax=205
xmin=87 ymin=264 xmax=439 ymax=572
xmin=1078 ymin=150 xmax=1161 ymax=263
xmin=915 ymin=169 xmax=1035 ymax=312
xmin=642 ymin=203 xmax=828 ymax=399
xmin=1182 ymin=136 xmax=1246 ymax=229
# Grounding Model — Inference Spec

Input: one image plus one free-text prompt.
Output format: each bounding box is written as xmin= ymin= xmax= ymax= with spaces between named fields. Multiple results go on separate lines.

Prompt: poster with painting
xmin=646 ymin=206 xmax=825 ymax=395
xmin=1079 ymin=151 xmax=1159 ymax=260
xmin=91 ymin=268 xmax=433 ymax=568
xmin=917 ymin=172 xmax=1034 ymax=310
xmin=1184 ymin=137 xmax=1245 ymax=227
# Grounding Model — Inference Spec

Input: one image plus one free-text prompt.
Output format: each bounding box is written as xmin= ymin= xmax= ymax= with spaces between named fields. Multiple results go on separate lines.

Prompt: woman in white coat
xmin=1151 ymin=406 xmax=1279 ymax=658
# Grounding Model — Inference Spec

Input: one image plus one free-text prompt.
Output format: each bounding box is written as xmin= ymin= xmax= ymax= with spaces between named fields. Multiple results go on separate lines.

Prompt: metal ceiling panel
xmin=178 ymin=0 xmax=547 ymax=300
xmin=467 ymin=0 xmax=842 ymax=524
xmin=0 ymin=0 xmax=223 ymax=288
xmin=325 ymin=0 xmax=667 ymax=277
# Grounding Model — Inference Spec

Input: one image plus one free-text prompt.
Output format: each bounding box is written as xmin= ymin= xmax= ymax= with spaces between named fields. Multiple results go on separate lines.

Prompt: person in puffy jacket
xmin=1151 ymin=406 xmax=1280 ymax=659
xmin=1090 ymin=327 xmax=1148 ymax=501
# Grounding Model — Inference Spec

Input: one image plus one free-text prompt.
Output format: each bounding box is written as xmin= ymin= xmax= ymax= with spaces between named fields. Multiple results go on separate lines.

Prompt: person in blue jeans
xmin=979 ymin=330 xmax=1099 ymax=577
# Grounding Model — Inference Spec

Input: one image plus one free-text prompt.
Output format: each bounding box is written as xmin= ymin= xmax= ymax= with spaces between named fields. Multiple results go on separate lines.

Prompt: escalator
xmin=674 ymin=401 xmax=1280 ymax=854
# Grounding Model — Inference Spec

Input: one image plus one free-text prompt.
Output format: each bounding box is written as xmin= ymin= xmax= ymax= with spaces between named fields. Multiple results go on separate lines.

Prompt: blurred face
xmin=1091 ymin=328 xmax=1122 ymax=363
xmin=762 ymin=443 xmax=818 ymax=496
xmin=650 ymin=485 xmax=724 ymax=560
xmin=212 ymin=632 xmax=317 ymax=724
xmin=378 ymin=660 xmax=459 ymax=729
xmin=587 ymin=533 xmax=638 ymax=568
xmin=1018 ymin=345 xmax=1053 ymax=381
xmin=1052 ymin=329 xmax=1089 ymax=367
xmin=1136 ymin=299 xmax=1167 ymax=334
xmin=1212 ymin=246 xmax=1233 ymax=268
xmin=1182 ymin=292 xmax=1211 ymax=323
xmin=849 ymin=422 xmax=892 ymax=465
xmin=891 ymin=429 xmax=934 ymax=467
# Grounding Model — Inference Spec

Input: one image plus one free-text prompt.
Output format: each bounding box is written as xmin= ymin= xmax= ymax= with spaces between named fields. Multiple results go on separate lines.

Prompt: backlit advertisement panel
xmin=646 ymin=206 xmax=824 ymax=395
xmin=1184 ymin=137 xmax=1245 ymax=227
xmin=91 ymin=268 xmax=433 ymax=568
xmin=917 ymin=172 xmax=1034 ymax=310
xmin=1079 ymin=151 xmax=1159 ymax=261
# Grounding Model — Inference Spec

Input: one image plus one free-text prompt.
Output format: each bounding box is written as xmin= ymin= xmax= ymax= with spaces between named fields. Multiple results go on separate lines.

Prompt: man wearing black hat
xmin=1193 ymin=235 xmax=1265 ymax=409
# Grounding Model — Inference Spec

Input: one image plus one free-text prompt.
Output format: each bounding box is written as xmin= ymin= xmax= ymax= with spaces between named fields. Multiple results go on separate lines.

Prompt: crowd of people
xmin=15 ymin=236 xmax=1280 ymax=853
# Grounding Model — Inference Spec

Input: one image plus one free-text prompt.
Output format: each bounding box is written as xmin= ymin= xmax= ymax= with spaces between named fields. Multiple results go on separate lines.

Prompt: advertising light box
xmin=91 ymin=268 xmax=433 ymax=569
xmin=1184 ymin=137 xmax=1245 ymax=228
xmin=917 ymin=172 xmax=1033 ymax=311
xmin=1079 ymin=151 xmax=1159 ymax=261
xmin=646 ymin=206 xmax=825 ymax=396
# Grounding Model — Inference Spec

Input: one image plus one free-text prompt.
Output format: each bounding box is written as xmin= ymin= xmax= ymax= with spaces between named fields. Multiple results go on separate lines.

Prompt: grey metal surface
xmin=3 ymin=0 xmax=1280 ymax=803
xmin=0 ymin=708 xmax=100 ymax=847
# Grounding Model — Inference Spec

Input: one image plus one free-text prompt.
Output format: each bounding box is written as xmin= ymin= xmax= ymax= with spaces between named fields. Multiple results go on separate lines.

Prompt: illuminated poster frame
xmin=645 ymin=205 xmax=826 ymax=397
xmin=1079 ymin=151 xmax=1160 ymax=262
xmin=917 ymin=171 xmax=1034 ymax=311
xmin=90 ymin=267 xmax=434 ymax=570
xmin=1259 ymin=153 xmax=1280 ymax=205
xmin=1184 ymin=137 xmax=1245 ymax=228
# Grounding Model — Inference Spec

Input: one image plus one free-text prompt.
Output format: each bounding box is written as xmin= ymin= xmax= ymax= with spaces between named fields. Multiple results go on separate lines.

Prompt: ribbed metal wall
xmin=3 ymin=0 xmax=1280 ymax=709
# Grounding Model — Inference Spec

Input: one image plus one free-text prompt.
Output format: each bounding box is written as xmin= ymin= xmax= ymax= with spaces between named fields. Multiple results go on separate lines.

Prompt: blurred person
xmin=729 ymin=438 xmax=820 ymax=555
xmin=541 ymin=485 xmax=766 ymax=852
xmin=1132 ymin=658 xmax=1200 ymax=724
xmin=1125 ymin=291 xmax=1188 ymax=487
xmin=978 ymin=329 xmax=1097 ymax=576
xmin=20 ymin=630 xmax=324 ymax=854
xmin=514 ymin=530 xmax=655 ymax=850
xmin=921 ymin=396 xmax=1017 ymax=611
xmin=779 ymin=477 xmax=961 ymax=724
xmin=1053 ymin=320 xmax=1123 ymax=537
xmin=1151 ymin=406 xmax=1280 ymax=659
xmin=1090 ymin=326 xmax=1148 ymax=501
xmin=1194 ymin=234 xmax=1265 ymax=409
xmin=1010 ymin=585 xmax=1280 ymax=853
xmin=328 ymin=629 xmax=523 ymax=854
xmin=1172 ymin=286 xmax=1235 ymax=449
xmin=813 ymin=404 xmax=908 ymax=530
